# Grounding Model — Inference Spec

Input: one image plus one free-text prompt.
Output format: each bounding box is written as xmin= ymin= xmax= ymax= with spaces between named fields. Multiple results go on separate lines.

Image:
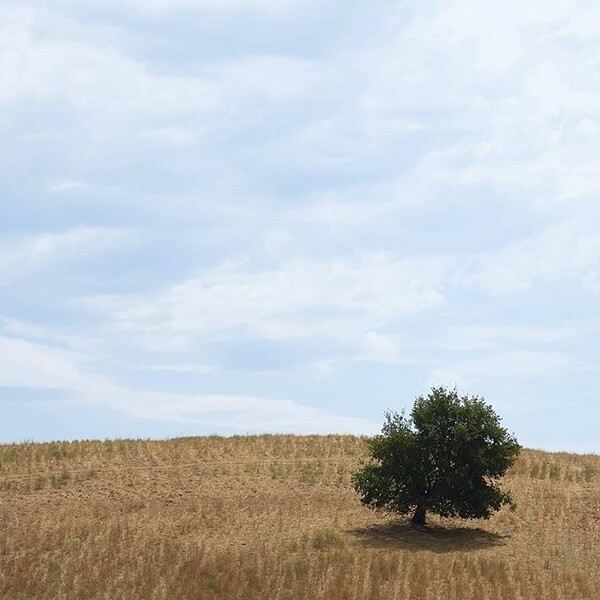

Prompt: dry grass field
xmin=0 ymin=435 xmax=598 ymax=600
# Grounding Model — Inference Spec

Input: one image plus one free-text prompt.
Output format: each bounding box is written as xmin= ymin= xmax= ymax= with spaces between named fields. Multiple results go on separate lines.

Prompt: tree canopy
xmin=352 ymin=387 xmax=521 ymax=526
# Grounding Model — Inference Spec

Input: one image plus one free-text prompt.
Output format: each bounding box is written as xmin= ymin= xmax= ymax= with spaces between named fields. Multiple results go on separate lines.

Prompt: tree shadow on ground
xmin=349 ymin=521 xmax=509 ymax=553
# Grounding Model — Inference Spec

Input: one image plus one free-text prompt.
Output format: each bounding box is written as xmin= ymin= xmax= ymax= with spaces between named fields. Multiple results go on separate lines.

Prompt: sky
xmin=1 ymin=0 xmax=599 ymax=451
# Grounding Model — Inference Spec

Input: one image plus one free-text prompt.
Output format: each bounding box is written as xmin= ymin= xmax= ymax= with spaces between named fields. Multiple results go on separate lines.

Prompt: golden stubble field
xmin=0 ymin=435 xmax=598 ymax=600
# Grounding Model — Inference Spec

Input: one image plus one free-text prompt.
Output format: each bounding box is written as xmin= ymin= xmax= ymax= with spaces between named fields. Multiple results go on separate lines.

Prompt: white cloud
xmin=110 ymin=388 xmax=375 ymax=434
xmin=50 ymin=0 xmax=313 ymax=17
xmin=0 ymin=7 xmax=217 ymax=123
xmin=307 ymin=360 xmax=336 ymax=380
xmin=262 ymin=229 xmax=294 ymax=256
xmin=458 ymin=222 xmax=600 ymax=295
xmin=583 ymin=271 xmax=600 ymax=294
xmin=435 ymin=323 xmax=581 ymax=352
xmin=292 ymin=198 xmax=393 ymax=229
xmin=354 ymin=331 xmax=424 ymax=366
xmin=0 ymin=5 xmax=328 ymax=145
xmin=46 ymin=180 xmax=84 ymax=193
xmin=0 ymin=334 xmax=376 ymax=434
xmin=2 ymin=0 xmax=600 ymax=445
xmin=80 ymin=253 xmax=449 ymax=345
xmin=427 ymin=350 xmax=587 ymax=389
xmin=138 ymin=363 xmax=215 ymax=374
xmin=0 ymin=336 xmax=94 ymax=391
xmin=361 ymin=331 xmax=401 ymax=363
xmin=1 ymin=318 xmax=95 ymax=352
xmin=0 ymin=228 xmax=138 ymax=279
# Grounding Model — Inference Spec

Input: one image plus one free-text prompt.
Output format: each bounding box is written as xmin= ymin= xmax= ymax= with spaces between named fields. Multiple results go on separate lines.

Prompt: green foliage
xmin=352 ymin=387 xmax=521 ymax=525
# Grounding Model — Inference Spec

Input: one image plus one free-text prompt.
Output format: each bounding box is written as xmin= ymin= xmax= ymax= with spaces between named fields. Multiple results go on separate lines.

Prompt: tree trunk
xmin=411 ymin=503 xmax=426 ymax=527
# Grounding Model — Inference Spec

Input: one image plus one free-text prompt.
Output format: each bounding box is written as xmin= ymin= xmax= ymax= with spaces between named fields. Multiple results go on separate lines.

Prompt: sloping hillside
xmin=1 ymin=435 xmax=598 ymax=599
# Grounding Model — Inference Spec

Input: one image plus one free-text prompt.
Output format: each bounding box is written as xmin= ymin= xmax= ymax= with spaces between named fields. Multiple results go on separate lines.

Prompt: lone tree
xmin=352 ymin=387 xmax=520 ymax=527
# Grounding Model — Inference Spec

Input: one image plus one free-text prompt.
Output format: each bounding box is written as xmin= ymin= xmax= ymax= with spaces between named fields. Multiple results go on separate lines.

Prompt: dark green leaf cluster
xmin=352 ymin=387 xmax=521 ymax=523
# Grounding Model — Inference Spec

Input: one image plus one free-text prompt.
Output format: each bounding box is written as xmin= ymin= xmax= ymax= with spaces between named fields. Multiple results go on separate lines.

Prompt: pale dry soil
xmin=0 ymin=435 xmax=598 ymax=599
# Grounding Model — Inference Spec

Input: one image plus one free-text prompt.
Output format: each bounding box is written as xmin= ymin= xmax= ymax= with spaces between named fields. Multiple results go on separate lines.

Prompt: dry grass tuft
xmin=0 ymin=435 xmax=598 ymax=599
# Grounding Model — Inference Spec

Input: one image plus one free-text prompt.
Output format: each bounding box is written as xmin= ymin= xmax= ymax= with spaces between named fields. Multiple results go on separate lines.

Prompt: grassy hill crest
xmin=1 ymin=435 xmax=598 ymax=599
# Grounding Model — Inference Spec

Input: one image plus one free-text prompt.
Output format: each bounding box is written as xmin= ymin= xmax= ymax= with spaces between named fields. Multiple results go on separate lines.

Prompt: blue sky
xmin=1 ymin=0 xmax=599 ymax=451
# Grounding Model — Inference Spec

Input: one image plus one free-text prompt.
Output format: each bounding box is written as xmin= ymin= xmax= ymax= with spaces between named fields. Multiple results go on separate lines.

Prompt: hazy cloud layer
xmin=1 ymin=0 xmax=599 ymax=449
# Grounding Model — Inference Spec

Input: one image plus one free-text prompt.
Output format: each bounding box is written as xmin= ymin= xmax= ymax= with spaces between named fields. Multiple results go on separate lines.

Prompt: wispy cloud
xmin=46 ymin=180 xmax=85 ymax=193
xmin=0 ymin=228 xmax=139 ymax=279
xmin=79 ymin=254 xmax=449 ymax=345
xmin=460 ymin=222 xmax=600 ymax=295
xmin=1 ymin=0 xmax=600 ymax=447
xmin=0 ymin=334 xmax=375 ymax=434
xmin=427 ymin=350 xmax=588 ymax=388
